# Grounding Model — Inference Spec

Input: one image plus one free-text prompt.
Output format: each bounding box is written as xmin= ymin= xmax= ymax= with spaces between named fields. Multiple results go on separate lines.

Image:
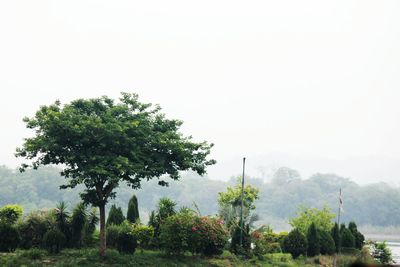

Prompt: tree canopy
xmin=289 ymin=205 xmax=335 ymax=235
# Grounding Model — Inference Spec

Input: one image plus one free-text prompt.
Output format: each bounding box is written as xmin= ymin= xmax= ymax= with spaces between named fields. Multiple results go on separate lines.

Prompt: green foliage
xmin=306 ymin=223 xmax=320 ymax=257
xmin=0 ymin=204 xmax=23 ymax=224
xmin=318 ymin=230 xmax=335 ymax=255
xmin=53 ymin=202 xmax=71 ymax=241
xmin=106 ymin=224 xmax=121 ymax=248
xmin=348 ymin=221 xmax=364 ymax=249
xmin=160 ymin=211 xmax=229 ymax=256
xmin=371 ymin=241 xmax=393 ymax=264
xmin=106 ymin=204 xmax=125 ymax=226
xmin=69 ymin=202 xmax=87 ymax=247
xmin=116 ymin=223 xmax=137 ymax=254
xmin=43 ymin=228 xmax=66 ymax=254
xmin=16 ymin=93 xmax=215 ymax=254
xmin=127 ymin=195 xmax=139 ymax=223
xmin=230 ymin=224 xmax=251 ymax=256
xmin=282 ymin=228 xmax=308 ymax=259
xmin=132 ymin=224 xmax=154 ymax=251
xmin=0 ymin=223 xmax=21 ymax=252
xmin=83 ymin=208 xmax=99 ymax=245
xmin=331 ymin=223 xmax=340 ymax=253
xmin=289 ymin=205 xmax=335 ymax=236
xmin=218 ymin=182 xmax=259 ymax=210
xmin=16 ymin=210 xmax=54 ymax=249
xmin=340 ymin=228 xmax=355 ymax=249
xmin=251 ymin=229 xmax=282 ymax=259
xmin=149 ymin=197 xmax=177 ymax=246
xmin=218 ymin=182 xmax=260 ymax=232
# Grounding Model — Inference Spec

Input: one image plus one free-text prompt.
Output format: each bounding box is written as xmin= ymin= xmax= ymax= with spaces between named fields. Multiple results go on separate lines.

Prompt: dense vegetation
xmin=0 ymin=171 xmax=392 ymax=265
xmin=1 ymin=165 xmax=399 ymax=227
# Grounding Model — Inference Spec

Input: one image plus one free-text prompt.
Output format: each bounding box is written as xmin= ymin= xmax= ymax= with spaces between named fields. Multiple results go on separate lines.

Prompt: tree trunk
xmin=99 ymin=204 xmax=106 ymax=257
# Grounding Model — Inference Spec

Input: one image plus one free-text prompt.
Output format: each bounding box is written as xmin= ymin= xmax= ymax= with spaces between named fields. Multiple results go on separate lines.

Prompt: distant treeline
xmin=0 ymin=165 xmax=399 ymax=227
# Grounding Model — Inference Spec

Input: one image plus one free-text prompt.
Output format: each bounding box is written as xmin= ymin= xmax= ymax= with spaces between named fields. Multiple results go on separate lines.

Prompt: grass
xmin=0 ymin=249 xmax=361 ymax=267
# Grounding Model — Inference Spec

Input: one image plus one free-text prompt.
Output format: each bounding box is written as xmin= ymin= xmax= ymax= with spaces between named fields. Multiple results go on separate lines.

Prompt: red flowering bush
xmin=160 ymin=211 xmax=229 ymax=255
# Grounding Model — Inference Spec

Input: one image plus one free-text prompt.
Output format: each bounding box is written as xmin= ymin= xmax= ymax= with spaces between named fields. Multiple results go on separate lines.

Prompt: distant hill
xmin=1 ymin=165 xmax=399 ymax=228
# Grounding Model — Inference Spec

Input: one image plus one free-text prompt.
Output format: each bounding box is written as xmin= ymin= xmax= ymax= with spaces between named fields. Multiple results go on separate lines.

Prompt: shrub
xmin=230 ymin=223 xmax=251 ymax=256
xmin=106 ymin=205 xmax=125 ymax=226
xmin=282 ymin=228 xmax=308 ymax=258
xmin=132 ymin=224 xmax=154 ymax=251
xmin=348 ymin=221 xmax=365 ymax=249
xmin=0 ymin=223 xmax=21 ymax=252
xmin=83 ymin=208 xmax=99 ymax=246
xmin=191 ymin=216 xmax=229 ymax=256
xmin=331 ymin=223 xmax=340 ymax=253
xmin=159 ymin=211 xmax=194 ymax=254
xmin=0 ymin=204 xmax=23 ymax=224
xmin=16 ymin=210 xmax=54 ymax=249
xmin=127 ymin=195 xmax=140 ymax=223
xmin=69 ymin=203 xmax=87 ymax=247
xmin=160 ymin=211 xmax=229 ymax=256
xmin=106 ymin=224 xmax=121 ymax=248
xmin=371 ymin=241 xmax=393 ymax=264
xmin=318 ymin=230 xmax=335 ymax=255
xmin=251 ymin=229 xmax=282 ymax=258
xmin=340 ymin=228 xmax=355 ymax=248
xmin=149 ymin=197 xmax=177 ymax=247
xmin=43 ymin=228 xmax=66 ymax=254
xmin=307 ymin=223 xmax=320 ymax=257
xmin=20 ymin=248 xmax=47 ymax=260
xmin=116 ymin=223 xmax=137 ymax=254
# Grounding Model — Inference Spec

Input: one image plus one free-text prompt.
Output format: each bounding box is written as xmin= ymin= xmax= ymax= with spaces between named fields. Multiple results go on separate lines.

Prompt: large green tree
xmin=16 ymin=93 xmax=215 ymax=256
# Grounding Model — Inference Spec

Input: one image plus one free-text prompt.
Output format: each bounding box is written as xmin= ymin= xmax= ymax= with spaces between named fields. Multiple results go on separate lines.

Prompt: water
xmin=387 ymin=242 xmax=400 ymax=264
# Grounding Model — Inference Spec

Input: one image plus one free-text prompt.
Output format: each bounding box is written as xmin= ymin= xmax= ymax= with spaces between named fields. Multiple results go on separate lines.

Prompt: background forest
xmin=1 ymin=165 xmax=399 ymax=230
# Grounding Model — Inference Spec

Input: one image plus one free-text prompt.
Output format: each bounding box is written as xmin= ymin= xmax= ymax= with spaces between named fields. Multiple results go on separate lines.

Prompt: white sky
xmin=1 ymin=1 xmax=400 ymax=184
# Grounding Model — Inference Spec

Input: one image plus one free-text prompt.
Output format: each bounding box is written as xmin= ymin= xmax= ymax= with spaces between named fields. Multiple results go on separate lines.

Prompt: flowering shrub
xmin=160 ymin=211 xmax=229 ymax=255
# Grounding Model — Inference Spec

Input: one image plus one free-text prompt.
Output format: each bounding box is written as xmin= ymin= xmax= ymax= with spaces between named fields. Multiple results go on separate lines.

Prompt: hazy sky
xmin=1 ymin=1 xmax=400 ymax=184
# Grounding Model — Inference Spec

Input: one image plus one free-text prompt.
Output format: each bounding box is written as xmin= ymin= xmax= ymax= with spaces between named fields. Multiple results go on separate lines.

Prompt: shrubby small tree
xmin=17 ymin=211 xmax=54 ymax=249
xmin=289 ymin=205 xmax=335 ymax=236
xmin=318 ymin=229 xmax=335 ymax=255
xmin=70 ymin=203 xmax=87 ymax=247
xmin=43 ymin=228 xmax=66 ymax=254
xmin=116 ymin=223 xmax=137 ymax=254
xmin=0 ymin=223 xmax=20 ymax=252
xmin=230 ymin=224 xmax=251 ymax=256
xmin=283 ymin=228 xmax=308 ymax=258
xmin=148 ymin=197 xmax=177 ymax=246
xmin=331 ymin=222 xmax=340 ymax=253
xmin=106 ymin=205 xmax=125 ymax=226
xmin=340 ymin=227 xmax=355 ymax=248
xmin=307 ymin=222 xmax=320 ymax=257
xmin=132 ymin=225 xmax=154 ymax=252
xmin=54 ymin=202 xmax=70 ymax=241
xmin=127 ymin=195 xmax=140 ymax=223
xmin=218 ymin=182 xmax=259 ymax=230
xmin=348 ymin=221 xmax=365 ymax=249
xmin=0 ymin=204 xmax=23 ymax=224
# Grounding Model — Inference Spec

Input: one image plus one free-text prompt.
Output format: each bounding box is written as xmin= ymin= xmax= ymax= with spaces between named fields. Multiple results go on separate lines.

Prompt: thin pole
xmin=337 ymin=188 xmax=342 ymax=226
xmin=334 ymin=188 xmax=342 ymax=267
xmin=239 ymin=157 xmax=246 ymax=247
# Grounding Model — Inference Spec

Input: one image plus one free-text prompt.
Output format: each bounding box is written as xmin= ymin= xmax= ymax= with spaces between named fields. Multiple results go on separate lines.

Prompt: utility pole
xmin=239 ymin=157 xmax=246 ymax=247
